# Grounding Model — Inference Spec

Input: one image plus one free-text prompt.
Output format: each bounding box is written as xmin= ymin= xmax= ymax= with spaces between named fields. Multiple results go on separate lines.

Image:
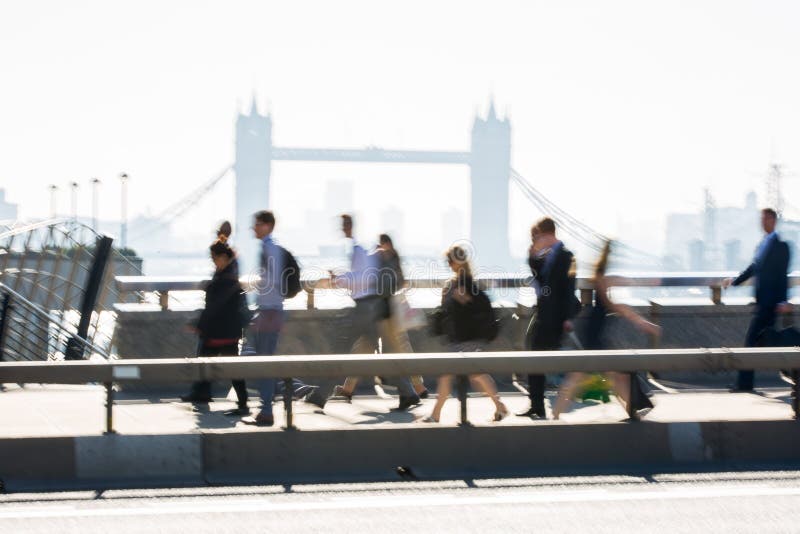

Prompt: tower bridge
xmin=234 ymin=97 xmax=512 ymax=272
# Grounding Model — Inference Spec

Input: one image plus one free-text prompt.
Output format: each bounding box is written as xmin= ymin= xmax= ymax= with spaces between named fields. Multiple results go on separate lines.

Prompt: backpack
xmin=375 ymin=252 xmax=399 ymax=298
xmin=278 ymin=246 xmax=302 ymax=299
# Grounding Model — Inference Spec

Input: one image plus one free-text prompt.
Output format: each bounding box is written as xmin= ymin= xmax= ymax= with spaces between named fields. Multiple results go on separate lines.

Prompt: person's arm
xmin=597 ymin=277 xmax=661 ymax=338
xmin=776 ymin=242 xmax=792 ymax=313
xmin=725 ymin=263 xmax=755 ymax=288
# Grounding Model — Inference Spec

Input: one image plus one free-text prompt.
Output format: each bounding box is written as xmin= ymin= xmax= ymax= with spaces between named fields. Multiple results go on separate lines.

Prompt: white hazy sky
xmin=1 ymin=0 xmax=799 ymax=256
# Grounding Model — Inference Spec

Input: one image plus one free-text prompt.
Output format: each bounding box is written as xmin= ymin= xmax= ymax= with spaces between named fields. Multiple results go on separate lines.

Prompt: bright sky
xmin=1 ymin=1 xmax=799 ymax=256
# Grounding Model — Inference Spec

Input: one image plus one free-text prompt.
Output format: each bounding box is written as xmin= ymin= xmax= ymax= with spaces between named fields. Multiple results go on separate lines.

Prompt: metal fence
xmin=0 ymin=219 xmax=143 ymax=361
xmin=2 ymin=347 xmax=799 ymax=432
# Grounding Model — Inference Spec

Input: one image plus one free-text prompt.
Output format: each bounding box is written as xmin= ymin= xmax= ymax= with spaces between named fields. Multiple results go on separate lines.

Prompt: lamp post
xmin=70 ymin=181 xmax=79 ymax=221
xmin=119 ymin=173 xmax=129 ymax=249
xmin=90 ymin=177 xmax=101 ymax=232
xmin=48 ymin=184 xmax=58 ymax=219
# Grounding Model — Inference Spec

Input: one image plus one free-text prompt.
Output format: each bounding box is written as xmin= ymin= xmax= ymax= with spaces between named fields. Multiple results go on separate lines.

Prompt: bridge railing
xmin=3 ymin=347 xmax=800 ymax=433
xmin=115 ymin=273 xmax=800 ymax=310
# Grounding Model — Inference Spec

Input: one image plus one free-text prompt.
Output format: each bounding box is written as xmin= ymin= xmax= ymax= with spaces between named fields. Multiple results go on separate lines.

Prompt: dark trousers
xmin=526 ymin=315 xmax=561 ymax=417
xmin=190 ymin=342 xmax=249 ymax=407
xmin=738 ymin=306 xmax=777 ymax=390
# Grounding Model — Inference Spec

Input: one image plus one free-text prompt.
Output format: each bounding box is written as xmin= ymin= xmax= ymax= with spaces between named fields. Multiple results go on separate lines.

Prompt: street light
xmin=70 ymin=181 xmax=79 ymax=221
xmin=90 ymin=177 xmax=101 ymax=232
xmin=48 ymin=184 xmax=58 ymax=219
xmin=119 ymin=173 xmax=129 ymax=249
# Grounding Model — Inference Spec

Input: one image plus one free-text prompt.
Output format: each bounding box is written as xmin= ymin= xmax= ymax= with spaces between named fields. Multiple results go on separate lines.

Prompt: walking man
xmin=306 ymin=215 xmax=420 ymax=411
xmin=518 ymin=217 xmax=579 ymax=419
xmin=723 ymin=208 xmax=792 ymax=392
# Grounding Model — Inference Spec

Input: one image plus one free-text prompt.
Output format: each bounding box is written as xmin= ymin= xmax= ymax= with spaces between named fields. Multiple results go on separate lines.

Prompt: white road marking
xmin=2 ymin=484 xmax=800 ymax=520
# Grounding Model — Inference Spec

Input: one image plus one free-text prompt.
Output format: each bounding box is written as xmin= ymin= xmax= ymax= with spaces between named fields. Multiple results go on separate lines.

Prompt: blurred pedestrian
xmin=723 ymin=208 xmax=792 ymax=391
xmin=517 ymin=217 xmax=581 ymax=419
xmin=181 ymin=223 xmax=249 ymax=414
xmin=307 ymin=215 xmax=420 ymax=411
xmin=551 ymin=240 xmax=661 ymax=420
xmin=422 ymin=245 xmax=508 ymax=423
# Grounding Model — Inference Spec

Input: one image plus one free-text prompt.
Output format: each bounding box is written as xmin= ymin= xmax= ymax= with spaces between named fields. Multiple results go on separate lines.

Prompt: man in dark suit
xmin=723 ymin=208 xmax=792 ymax=391
xmin=518 ymin=217 xmax=580 ymax=418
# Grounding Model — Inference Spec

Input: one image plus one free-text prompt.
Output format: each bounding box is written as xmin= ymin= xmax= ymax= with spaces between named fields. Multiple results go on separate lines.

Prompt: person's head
xmin=341 ymin=214 xmax=353 ymax=238
xmin=535 ymin=217 xmax=556 ymax=237
xmin=253 ymin=210 xmax=275 ymax=239
xmin=445 ymin=244 xmax=473 ymax=279
xmin=761 ymin=208 xmax=778 ymax=234
xmin=379 ymin=233 xmax=394 ymax=252
xmin=209 ymin=238 xmax=235 ymax=271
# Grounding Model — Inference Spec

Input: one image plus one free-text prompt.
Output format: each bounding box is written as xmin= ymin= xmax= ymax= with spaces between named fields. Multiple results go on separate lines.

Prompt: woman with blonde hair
xmin=552 ymin=240 xmax=661 ymax=420
xmin=422 ymin=245 xmax=507 ymax=423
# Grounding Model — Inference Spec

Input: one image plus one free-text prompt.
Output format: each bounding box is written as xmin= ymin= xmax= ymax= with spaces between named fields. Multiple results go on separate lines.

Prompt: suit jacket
xmin=528 ymin=243 xmax=579 ymax=348
xmin=732 ymin=235 xmax=790 ymax=309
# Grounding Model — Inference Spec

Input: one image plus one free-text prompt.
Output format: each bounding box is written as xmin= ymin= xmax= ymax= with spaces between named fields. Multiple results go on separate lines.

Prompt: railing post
xmin=283 ymin=378 xmax=294 ymax=429
xmin=793 ymin=370 xmax=799 ymax=421
xmin=457 ymin=375 xmax=470 ymax=426
xmin=105 ymin=382 xmax=116 ymax=434
xmin=580 ymin=288 xmax=594 ymax=307
xmin=627 ymin=372 xmax=638 ymax=421
xmin=306 ymin=288 xmax=315 ymax=310
xmin=0 ymin=292 xmax=11 ymax=362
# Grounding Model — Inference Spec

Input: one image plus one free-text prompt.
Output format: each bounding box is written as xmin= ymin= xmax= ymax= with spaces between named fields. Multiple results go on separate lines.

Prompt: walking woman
xmin=422 ymin=245 xmax=508 ymax=423
xmin=552 ymin=240 xmax=661 ymax=420
xmin=181 ymin=225 xmax=250 ymax=416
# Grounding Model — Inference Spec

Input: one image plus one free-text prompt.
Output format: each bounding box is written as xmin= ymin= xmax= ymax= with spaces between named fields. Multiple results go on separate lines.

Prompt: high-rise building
xmin=0 ymin=189 xmax=18 ymax=221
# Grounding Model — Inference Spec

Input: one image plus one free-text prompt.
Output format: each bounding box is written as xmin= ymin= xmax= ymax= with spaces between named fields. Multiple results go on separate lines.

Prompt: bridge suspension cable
xmin=128 ymin=165 xmax=233 ymax=242
xmin=510 ymin=169 xmax=665 ymax=267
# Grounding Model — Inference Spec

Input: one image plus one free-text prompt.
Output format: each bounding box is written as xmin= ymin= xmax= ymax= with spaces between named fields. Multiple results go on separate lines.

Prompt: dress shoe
xmin=515 ymin=407 xmax=545 ymax=419
xmin=392 ymin=395 xmax=421 ymax=412
xmin=223 ymin=406 xmax=250 ymax=416
xmin=180 ymin=394 xmax=212 ymax=404
xmin=242 ymin=413 xmax=274 ymax=426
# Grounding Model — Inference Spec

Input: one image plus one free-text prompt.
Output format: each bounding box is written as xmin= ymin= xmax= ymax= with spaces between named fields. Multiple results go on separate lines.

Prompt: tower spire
xmin=487 ymin=96 xmax=497 ymax=121
xmin=249 ymin=92 xmax=259 ymax=117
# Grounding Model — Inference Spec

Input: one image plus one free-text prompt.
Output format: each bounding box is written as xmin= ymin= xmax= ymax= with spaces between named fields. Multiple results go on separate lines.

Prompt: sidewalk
xmin=1 ymin=383 xmax=795 ymax=437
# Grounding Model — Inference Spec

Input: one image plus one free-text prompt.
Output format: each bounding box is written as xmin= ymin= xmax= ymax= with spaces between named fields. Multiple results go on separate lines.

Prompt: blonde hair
xmin=445 ymin=245 xmax=473 ymax=280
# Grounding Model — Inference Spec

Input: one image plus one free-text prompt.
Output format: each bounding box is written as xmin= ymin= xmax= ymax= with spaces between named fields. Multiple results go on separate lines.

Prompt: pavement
xmin=3 ymin=470 xmax=800 ymax=532
xmin=1 ymin=383 xmax=796 ymax=436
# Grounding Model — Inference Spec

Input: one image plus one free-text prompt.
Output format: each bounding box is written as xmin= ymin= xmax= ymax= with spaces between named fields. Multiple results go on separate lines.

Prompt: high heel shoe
xmin=331 ymin=384 xmax=353 ymax=403
xmin=419 ymin=414 xmax=439 ymax=423
xmin=492 ymin=403 xmax=509 ymax=422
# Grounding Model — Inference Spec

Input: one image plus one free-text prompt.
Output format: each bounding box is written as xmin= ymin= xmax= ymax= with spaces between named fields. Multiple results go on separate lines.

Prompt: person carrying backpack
xmin=421 ymin=245 xmax=508 ymax=423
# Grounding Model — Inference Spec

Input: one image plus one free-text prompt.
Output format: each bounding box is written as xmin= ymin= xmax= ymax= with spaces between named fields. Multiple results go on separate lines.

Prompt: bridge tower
xmin=470 ymin=100 xmax=512 ymax=268
xmin=234 ymin=96 xmax=272 ymax=275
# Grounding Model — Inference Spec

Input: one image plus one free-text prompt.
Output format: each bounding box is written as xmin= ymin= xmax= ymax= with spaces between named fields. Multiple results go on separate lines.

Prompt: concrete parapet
xmin=5 ymin=421 xmax=800 ymax=491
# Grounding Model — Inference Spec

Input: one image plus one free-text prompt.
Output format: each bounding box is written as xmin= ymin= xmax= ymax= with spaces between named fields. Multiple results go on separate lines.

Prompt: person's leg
xmin=738 ymin=309 xmax=776 ymax=390
xmin=183 ymin=340 xmax=212 ymax=402
xmin=383 ymin=311 xmax=427 ymax=395
xmin=428 ymin=375 xmax=454 ymax=422
xmin=254 ymin=330 xmax=280 ymax=420
xmin=470 ymin=373 xmax=507 ymax=419
xmin=376 ymin=319 xmax=419 ymax=406
xmin=552 ymin=372 xmax=587 ymax=420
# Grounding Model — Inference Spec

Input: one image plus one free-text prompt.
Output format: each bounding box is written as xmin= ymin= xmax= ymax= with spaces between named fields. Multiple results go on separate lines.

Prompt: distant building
xmin=0 ymin=189 xmax=18 ymax=221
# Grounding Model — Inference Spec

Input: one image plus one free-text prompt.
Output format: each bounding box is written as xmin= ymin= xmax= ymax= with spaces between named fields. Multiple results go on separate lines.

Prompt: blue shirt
xmin=256 ymin=235 xmax=285 ymax=310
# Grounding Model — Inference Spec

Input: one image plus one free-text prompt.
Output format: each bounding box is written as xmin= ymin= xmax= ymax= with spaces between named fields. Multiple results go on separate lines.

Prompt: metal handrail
xmin=3 ymin=347 xmax=800 ymax=431
xmin=115 ymin=272 xmax=800 ymax=310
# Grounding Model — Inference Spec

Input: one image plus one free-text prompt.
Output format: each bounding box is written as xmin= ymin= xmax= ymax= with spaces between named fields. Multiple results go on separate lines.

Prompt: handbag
xmin=390 ymin=292 xmax=427 ymax=330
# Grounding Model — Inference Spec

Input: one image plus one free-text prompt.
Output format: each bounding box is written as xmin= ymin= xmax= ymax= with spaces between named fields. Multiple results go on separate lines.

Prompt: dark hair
xmin=762 ymin=208 xmax=778 ymax=220
xmin=254 ymin=210 xmax=275 ymax=226
xmin=535 ymin=217 xmax=556 ymax=235
xmin=217 ymin=221 xmax=232 ymax=240
xmin=341 ymin=214 xmax=353 ymax=226
xmin=379 ymin=233 xmax=393 ymax=247
xmin=210 ymin=239 xmax=235 ymax=259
